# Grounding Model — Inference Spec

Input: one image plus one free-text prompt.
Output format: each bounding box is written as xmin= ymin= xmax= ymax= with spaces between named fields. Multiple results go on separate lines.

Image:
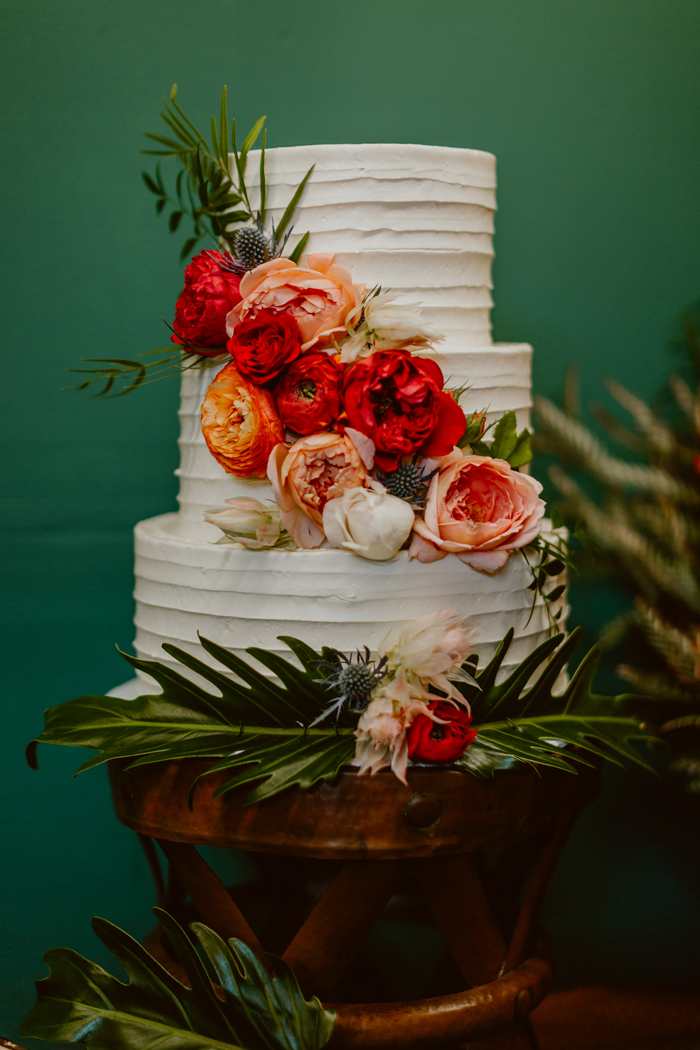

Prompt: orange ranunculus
xmin=409 ymin=454 xmax=546 ymax=572
xmin=267 ymin=431 xmax=370 ymax=549
xmin=226 ymin=253 xmax=363 ymax=352
xmin=201 ymin=360 xmax=284 ymax=478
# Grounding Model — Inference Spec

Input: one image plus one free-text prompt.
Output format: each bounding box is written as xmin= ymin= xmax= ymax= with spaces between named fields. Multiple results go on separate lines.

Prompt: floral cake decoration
xmin=70 ymin=86 xmax=570 ymax=608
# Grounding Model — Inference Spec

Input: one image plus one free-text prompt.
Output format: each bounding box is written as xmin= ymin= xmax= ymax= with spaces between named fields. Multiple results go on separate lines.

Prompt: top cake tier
xmin=240 ymin=143 xmax=497 ymax=348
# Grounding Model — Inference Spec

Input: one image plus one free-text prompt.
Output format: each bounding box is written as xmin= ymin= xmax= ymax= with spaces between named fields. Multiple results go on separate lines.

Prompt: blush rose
xmin=267 ymin=431 xmax=370 ymax=549
xmin=172 ymin=251 xmax=242 ymax=351
xmin=409 ymin=454 xmax=546 ymax=571
xmin=342 ymin=350 xmax=466 ymax=471
xmin=227 ymin=253 xmax=363 ymax=352
xmin=200 ymin=361 xmax=284 ymax=478
xmin=407 ymin=700 xmax=477 ymax=763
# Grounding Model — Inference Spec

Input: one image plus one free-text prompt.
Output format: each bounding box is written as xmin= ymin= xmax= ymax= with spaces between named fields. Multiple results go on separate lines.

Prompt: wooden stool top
xmin=109 ymin=757 xmax=600 ymax=859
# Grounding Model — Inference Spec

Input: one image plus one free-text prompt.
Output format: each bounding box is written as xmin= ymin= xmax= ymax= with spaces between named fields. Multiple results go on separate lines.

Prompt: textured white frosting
xmin=128 ymin=142 xmax=564 ymax=687
xmin=133 ymin=513 xmax=567 ymax=689
xmin=243 ymin=143 xmax=496 ymax=347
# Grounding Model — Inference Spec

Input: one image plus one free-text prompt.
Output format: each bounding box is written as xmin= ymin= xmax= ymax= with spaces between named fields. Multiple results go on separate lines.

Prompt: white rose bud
xmin=323 ymin=484 xmax=415 ymax=561
xmin=203 ymin=498 xmax=294 ymax=550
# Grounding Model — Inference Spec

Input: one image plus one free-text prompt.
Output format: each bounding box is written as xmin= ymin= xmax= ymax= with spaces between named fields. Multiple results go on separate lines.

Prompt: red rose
xmin=227 ymin=313 xmax=303 ymax=385
xmin=273 ymin=353 xmax=343 ymax=434
xmin=407 ymin=700 xmax=477 ymax=764
xmin=172 ymin=251 xmax=242 ymax=351
xmin=342 ymin=350 xmax=466 ymax=470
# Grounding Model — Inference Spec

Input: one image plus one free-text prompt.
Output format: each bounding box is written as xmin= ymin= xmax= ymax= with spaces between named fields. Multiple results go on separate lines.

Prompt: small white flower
xmin=339 ymin=292 xmax=444 ymax=363
xmin=203 ymin=498 xmax=295 ymax=550
xmin=322 ymin=483 xmax=415 ymax=561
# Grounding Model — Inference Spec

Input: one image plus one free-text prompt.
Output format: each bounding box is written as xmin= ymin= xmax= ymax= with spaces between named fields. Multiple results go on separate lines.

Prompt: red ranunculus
xmin=172 ymin=251 xmax=242 ymax=351
xmin=342 ymin=350 xmax=466 ymax=470
xmin=407 ymin=700 xmax=477 ymax=764
xmin=272 ymin=353 xmax=343 ymax=434
xmin=227 ymin=313 xmax=303 ymax=385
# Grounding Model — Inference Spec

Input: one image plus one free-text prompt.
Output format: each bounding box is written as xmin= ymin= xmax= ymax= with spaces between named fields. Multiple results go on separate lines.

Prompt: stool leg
xmin=282 ymin=859 xmax=409 ymax=998
xmin=415 ymin=854 xmax=507 ymax=987
xmin=156 ymin=839 xmax=270 ymax=969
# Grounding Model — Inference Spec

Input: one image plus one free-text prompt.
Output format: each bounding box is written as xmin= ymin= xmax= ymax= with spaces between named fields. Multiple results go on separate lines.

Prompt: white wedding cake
xmin=130 ymin=143 xmax=566 ymax=689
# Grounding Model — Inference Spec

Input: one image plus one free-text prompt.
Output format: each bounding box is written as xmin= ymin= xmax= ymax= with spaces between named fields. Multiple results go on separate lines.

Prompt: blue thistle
xmin=311 ymin=647 xmax=388 ymax=725
xmin=376 ymin=456 xmax=439 ymax=508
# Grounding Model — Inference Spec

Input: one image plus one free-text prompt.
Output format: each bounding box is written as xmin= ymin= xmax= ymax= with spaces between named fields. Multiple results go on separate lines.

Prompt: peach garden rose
xmin=267 ymin=431 xmax=370 ymax=549
xmin=226 ymin=253 xmax=363 ymax=352
xmin=409 ymin=454 xmax=545 ymax=571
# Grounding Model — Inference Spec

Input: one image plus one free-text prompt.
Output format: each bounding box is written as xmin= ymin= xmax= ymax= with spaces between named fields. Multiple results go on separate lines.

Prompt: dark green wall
xmin=2 ymin=1 xmax=699 ymax=1040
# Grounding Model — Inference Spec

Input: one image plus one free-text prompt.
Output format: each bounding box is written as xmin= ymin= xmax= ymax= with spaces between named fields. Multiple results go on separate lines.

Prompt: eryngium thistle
xmin=311 ymin=648 xmax=388 ymax=725
xmin=234 ymin=226 xmax=270 ymax=270
xmin=376 ymin=458 xmax=439 ymax=508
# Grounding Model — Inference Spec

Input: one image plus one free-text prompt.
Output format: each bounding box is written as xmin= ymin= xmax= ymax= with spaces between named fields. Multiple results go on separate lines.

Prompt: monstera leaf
xmin=21 ymin=909 xmax=335 ymax=1050
xmin=27 ymin=626 xmax=657 ymax=803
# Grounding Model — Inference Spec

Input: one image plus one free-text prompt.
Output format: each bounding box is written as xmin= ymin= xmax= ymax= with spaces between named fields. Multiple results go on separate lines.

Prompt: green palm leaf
xmin=20 ymin=909 xmax=335 ymax=1050
xmin=27 ymin=628 xmax=657 ymax=803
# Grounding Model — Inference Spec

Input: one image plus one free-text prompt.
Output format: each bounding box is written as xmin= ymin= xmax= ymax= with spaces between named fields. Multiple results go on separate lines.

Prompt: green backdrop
xmin=2 ymin=0 xmax=700 ymax=1040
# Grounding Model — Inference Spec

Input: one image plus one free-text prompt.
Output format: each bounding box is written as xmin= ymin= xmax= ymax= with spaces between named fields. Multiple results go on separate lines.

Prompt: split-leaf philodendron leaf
xmin=27 ymin=627 xmax=659 ymax=803
xmin=20 ymin=909 xmax=335 ymax=1050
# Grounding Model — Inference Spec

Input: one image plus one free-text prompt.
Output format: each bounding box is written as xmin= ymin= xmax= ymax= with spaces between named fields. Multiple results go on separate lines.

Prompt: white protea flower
xmin=339 ymin=291 xmax=444 ymax=363
xmin=352 ymin=670 xmax=436 ymax=783
xmin=377 ymin=609 xmax=477 ymax=706
xmin=203 ymin=498 xmax=296 ymax=550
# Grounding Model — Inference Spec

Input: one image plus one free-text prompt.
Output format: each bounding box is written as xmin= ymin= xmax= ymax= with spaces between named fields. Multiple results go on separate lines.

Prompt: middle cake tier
xmin=132 ymin=512 xmax=567 ymax=689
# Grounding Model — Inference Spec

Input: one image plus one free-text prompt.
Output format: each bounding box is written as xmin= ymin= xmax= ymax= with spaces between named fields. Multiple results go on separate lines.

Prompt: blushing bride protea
xmin=339 ymin=291 xmax=444 ymax=363
xmin=203 ymin=497 xmax=295 ymax=550
xmin=378 ymin=608 xmax=478 ymax=705
xmin=352 ymin=610 xmax=478 ymax=782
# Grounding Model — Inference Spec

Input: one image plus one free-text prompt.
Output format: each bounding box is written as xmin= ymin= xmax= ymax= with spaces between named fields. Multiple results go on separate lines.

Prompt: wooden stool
xmin=109 ymin=758 xmax=601 ymax=1049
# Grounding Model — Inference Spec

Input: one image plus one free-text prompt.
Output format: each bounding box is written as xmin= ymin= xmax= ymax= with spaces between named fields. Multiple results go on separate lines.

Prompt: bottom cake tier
xmin=131 ymin=512 xmax=568 ymax=688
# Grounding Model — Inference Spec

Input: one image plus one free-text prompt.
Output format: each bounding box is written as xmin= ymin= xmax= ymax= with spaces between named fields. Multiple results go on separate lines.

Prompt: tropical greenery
xmin=28 ymin=627 xmax=657 ymax=804
xmin=534 ymin=301 xmax=700 ymax=790
xmin=20 ymin=909 xmax=334 ymax=1050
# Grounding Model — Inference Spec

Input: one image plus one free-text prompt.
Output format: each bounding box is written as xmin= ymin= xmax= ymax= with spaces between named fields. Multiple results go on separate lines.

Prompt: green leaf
xmin=169 ymin=209 xmax=184 ymax=232
xmin=259 ymin=128 xmax=267 ymax=222
xmin=489 ymin=411 xmax=518 ymax=461
xmin=240 ymin=116 xmax=267 ymax=168
xmin=508 ymin=427 xmax=533 ymax=467
xmin=545 ymin=583 xmax=566 ymax=602
xmin=288 ymin=231 xmax=310 ymax=263
xmin=276 ymin=165 xmax=314 ymax=238
xmin=550 ymin=506 xmax=565 ymax=530
xmin=21 ymin=909 xmax=335 ymax=1050
xmin=28 ymin=628 xmax=657 ymax=804
xmin=470 ymin=439 xmax=491 ymax=457
xmin=141 ymin=170 xmax=163 ymax=196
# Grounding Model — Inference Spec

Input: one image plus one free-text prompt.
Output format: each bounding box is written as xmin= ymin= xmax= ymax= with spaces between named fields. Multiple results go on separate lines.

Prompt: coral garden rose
xmin=226 ymin=253 xmax=363 ymax=352
xmin=407 ymin=699 xmax=478 ymax=764
xmin=267 ymin=431 xmax=369 ymax=549
xmin=342 ymin=350 xmax=466 ymax=471
xmin=226 ymin=312 xmax=302 ymax=385
xmin=201 ymin=361 xmax=284 ymax=478
xmin=409 ymin=454 xmax=546 ymax=571
xmin=172 ymin=251 xmax=242 ymax=351
xmin=273 ymin=352 xmax=343 ymax=434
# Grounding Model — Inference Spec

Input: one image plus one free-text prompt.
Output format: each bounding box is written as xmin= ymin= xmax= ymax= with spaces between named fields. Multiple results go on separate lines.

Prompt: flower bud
xmin=203 ymin=498 xmax=293 ymax=550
